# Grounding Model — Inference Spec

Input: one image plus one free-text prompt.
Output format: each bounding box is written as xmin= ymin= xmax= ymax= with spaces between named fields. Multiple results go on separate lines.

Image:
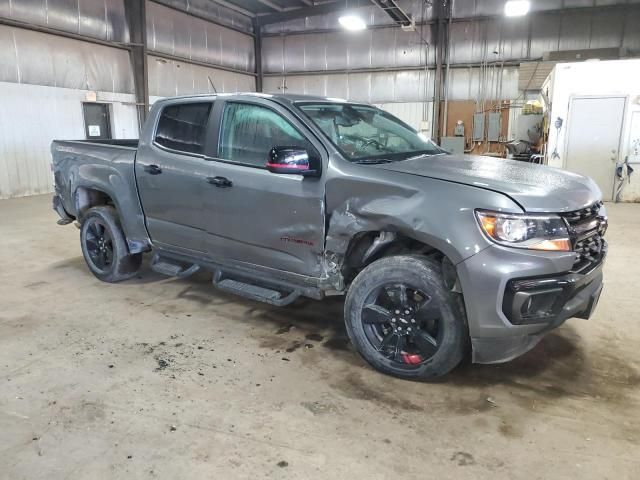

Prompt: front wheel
xmin=80 ymin=206 xmax=142 ymax=283
xmin=344 ymin=255 xmax=467 ymax=380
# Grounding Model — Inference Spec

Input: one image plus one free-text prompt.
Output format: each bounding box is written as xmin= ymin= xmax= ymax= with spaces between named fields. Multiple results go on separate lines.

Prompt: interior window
xmin=219 ymin=102 xmax=313 ymax=167
xmin=155 ymin=102 xmax=212 ymax=154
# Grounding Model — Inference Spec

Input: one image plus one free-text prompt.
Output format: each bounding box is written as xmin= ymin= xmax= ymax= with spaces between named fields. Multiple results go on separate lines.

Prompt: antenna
xmin=207 ymin=76 xmax=218 ymax=94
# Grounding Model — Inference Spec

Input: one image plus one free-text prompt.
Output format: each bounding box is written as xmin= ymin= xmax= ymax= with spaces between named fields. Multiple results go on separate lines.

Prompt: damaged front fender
xmin=323 ymin=163 xmax=523 ymax=267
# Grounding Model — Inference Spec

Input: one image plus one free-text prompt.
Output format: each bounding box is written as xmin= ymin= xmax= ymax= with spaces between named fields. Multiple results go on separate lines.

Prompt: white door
xmin=565 ymin=96 xmax=626 ymax=201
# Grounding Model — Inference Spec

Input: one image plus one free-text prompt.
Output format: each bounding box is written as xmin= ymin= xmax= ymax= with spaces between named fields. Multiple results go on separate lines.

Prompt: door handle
xmin=206 ymin=176 xmax=233 ymax=188
xmin=144 ymin=164 xmax=162 ymax=175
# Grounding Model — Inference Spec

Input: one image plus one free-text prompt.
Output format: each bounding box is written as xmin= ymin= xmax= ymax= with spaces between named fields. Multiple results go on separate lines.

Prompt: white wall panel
xmin=264 ymin=66 xmax=516 ymax=104
xmin=448 ymin=66 xmax=519 ymax=101
xmin=0 ymin=82 xmax=138 ymax=199
xmin=152 ymin=0 xmax=253 ymax=33
xmin=0 ymin=0 xmax=129 ymax=42
xmin=147 ymin=55 xmax=255 ymax=97
xmin=262 ymin=28 xmax=429 ymax=74
xmin=0 ymin=25 xmax=134 ymax=93
xmin=375 ymin=102 xmax=433 ymax=133
xmin=146 ymin=1 xmax=254 ymax=73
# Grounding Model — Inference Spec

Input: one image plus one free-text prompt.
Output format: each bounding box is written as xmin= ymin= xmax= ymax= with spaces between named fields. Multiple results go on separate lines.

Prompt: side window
xmin=218 ymin=102 xmax=313 ymax=167
xmin=155 ymin=102 xmax=212 ymax=155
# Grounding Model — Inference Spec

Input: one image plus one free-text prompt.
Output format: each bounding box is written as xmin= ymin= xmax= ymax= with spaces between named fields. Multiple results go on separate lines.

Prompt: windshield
xmin=297 ymin=102 xmax=445 ymax=162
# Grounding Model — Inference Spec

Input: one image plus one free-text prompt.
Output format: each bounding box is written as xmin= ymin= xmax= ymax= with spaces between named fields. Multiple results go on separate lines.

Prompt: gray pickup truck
xmin=51 ymin=93 xmax=607 ymax=380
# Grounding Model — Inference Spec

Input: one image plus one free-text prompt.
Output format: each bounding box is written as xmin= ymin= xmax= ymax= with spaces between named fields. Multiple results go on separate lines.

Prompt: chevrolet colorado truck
xmin=51 ymin=93 xmax=607 ymax=380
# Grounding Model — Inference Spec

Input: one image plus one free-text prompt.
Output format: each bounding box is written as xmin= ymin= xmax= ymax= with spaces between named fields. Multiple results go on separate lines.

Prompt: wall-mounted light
xmin=504 ymin=1 xmax=530 ymax=17
xmin=338 ymin=15 xmax=367 ymax=31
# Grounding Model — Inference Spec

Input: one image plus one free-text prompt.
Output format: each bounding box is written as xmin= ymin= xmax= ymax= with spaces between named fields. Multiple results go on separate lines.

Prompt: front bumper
xmin=456 ymin=244 xmax=605 ymax=364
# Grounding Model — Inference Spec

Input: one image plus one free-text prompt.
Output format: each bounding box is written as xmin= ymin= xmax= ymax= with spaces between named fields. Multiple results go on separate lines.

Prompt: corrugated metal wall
xmin=0 ymin=25 xmax=134 ymax=92
xmin=146 ymin=1 xmax=255 ymax=74
xmin=0 ymin=0 xmax=255 ymax=198
xmin=264 ymin=70 xmax=431 ymax=103
xmin=261 ymin=3 xmax=640 ymax=104
xmin=262 ymin=26 xmax=434 ymax=73
xmin=264 ymin=9 xmax=640 ymax=65
xmin=0 ymin=0 xmax=130 ymax=42
xmin=375 ymin=102 xmax=433 ymax=132
xmin=152 ymin=0 xmax=253 ymax=33
xmin=263 ymin=0 xmax=635 ymax=34
xmin=263 ymin=66 xmax=518 ymax=103
xmin=262 ymin=0 xmax=434 ymax=33
xmin=0 ymin=82 xmax=138 ymax=199
xmin=148 ymin=55 xmax=255 ymax=97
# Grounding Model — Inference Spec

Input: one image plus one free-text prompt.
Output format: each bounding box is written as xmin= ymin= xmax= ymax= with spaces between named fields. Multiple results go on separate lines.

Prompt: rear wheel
xmin=80 ymin=206 xmax=142 ymax=282
xmin=344 ymin=255 xmax=467 ymax=380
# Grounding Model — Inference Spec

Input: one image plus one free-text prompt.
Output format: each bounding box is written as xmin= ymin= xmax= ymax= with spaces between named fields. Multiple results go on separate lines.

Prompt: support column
xmin=124 ymin=0 xmax=149 ymax=131
xmin=432 ymin=1 xmax=445 ymax=141
xmin=253 ymin=18 xmax=263 ymax=92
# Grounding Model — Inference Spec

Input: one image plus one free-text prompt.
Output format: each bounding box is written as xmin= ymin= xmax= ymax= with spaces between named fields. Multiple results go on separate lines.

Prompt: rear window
xmin=154 ymin=102 xmax=212 ymax=154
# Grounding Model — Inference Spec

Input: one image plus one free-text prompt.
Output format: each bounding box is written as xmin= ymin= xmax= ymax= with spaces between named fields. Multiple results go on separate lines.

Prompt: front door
xmin=565 ymin=96 xmax=626 ymax=201
xmin=202 ymin=98 xmax=326 ymax=278
xmin=135 ymin=101 xmax=214 ymax=253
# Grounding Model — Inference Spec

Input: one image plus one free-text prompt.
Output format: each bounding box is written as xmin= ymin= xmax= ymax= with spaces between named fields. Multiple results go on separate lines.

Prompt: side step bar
xmin=150 ymin=254 xmax=200 ymax=278
xmin=212 ymin=271 xmax=301 ymax=306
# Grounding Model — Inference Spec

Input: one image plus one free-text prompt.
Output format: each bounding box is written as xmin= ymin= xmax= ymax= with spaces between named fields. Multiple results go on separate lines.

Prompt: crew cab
xmin=51 ymin=93 xmax=607 ymax=380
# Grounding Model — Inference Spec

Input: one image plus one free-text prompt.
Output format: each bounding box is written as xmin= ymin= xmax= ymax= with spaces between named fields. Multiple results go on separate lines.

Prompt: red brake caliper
xmin=402 ymin=353 xmax=422 ymax=365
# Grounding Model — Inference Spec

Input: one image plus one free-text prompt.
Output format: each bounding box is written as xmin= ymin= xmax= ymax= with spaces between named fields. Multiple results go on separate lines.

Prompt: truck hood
xmin=374 ymin=154 xmax=602 ymax=213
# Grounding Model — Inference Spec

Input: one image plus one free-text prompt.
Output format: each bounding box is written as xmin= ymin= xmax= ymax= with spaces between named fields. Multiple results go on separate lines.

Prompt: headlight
xmin=475 ymin=210 xmax=571 ymax=251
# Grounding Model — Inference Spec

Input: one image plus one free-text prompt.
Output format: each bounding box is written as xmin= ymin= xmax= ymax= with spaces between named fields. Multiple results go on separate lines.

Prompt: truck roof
xmin=154 ymin=92 xmax=357 ymax=105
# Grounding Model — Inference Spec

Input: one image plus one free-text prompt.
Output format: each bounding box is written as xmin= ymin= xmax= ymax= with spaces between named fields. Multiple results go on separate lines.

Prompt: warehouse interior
xmin=1 ymin=0 xmax=640 ymax=478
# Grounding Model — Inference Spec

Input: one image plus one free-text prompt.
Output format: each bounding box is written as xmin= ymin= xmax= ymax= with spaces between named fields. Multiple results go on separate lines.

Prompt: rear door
xmin=135 ymin=100 xmax=214 ymax=253
xmin=201 ymin=97 xmax=326 ymax=278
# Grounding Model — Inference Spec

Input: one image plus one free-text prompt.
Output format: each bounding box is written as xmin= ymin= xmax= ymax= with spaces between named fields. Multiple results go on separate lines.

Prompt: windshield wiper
xmin=401 ymin=150 xmax=445 ymax=160
xmin=353 ymin=158 xmax=395 ymax=165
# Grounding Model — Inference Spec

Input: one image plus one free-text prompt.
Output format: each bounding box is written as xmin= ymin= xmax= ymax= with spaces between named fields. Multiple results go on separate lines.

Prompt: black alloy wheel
xmin=361 ymin=283 xmax=442 ymax=367
xmin=79 ymin=206 xmax=142 ymax=283
xmin=84 ymin=218 xmax=114 ymax=272
xmin=344 ymin=255 xmax=467 ymax=380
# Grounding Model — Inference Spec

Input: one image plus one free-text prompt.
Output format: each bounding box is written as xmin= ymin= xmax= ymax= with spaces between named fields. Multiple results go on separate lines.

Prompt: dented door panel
xmin=202 ymin=162 xmax=326 ymax=277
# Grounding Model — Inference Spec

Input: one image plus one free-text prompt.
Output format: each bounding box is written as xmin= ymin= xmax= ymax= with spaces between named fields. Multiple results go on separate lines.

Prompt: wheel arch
xmin=73 ymin=185 xmax=150 ymax=254
xmin=340 ymin=229 xmax=462 ymax=292
xmin=74 ymin=186 xmax=116 ymax=219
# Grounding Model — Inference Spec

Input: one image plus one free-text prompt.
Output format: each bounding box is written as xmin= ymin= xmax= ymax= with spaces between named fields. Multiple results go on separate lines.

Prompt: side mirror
xmin=266 ymin=146 xmax=321 ymax=176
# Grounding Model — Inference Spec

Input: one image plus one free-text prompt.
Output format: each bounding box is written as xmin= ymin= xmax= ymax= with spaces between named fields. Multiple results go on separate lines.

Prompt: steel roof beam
xmin=257 ymin=0 xmax=371 ymax=25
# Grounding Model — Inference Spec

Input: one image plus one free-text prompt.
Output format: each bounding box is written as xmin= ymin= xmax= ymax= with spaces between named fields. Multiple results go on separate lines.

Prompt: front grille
xmin=562 ymin=202 xmax=607 ymax=273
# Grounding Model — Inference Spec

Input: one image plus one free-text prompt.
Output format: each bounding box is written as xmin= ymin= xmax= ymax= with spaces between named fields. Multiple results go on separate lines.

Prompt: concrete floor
xmin=0 ymin=195 xmax=639 ymax=480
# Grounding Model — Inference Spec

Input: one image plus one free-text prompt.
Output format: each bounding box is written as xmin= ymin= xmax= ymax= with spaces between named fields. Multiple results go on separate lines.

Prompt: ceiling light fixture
xmin=504 ymin=1 xmax=530 ymax=17
xmin=338 ymin=15 xmax=367 ymax=31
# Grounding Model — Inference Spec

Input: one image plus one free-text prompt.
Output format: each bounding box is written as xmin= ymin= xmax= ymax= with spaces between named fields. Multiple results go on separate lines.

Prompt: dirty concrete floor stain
xmin=1 ymin=195 xmax=640 ymax=479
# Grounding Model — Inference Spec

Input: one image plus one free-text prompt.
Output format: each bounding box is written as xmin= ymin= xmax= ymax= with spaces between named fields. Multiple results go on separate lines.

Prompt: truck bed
xmin=51 ymin=138 xmax=149 ymax=248
xmin=55 ymin=138 xmax=139 ymax=148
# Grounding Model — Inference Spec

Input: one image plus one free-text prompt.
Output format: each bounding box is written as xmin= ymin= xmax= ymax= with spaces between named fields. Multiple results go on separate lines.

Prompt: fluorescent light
xmin=338 ymin=15 xmax=366 ymax=31
xmin=504 ymin=1 xmax=530 ymax=17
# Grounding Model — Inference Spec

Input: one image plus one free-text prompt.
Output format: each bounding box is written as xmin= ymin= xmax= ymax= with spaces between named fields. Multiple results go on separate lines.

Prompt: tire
xmin=344 ymin=255 xmax=467 ymax=380
xmin=80 ymin=206 xmax=142 ymax=283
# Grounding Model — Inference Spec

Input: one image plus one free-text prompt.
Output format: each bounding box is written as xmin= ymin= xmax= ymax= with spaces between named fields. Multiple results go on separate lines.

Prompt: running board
xmin=150 ymin=254 xmax=200 ymax=278
xmin=212 ymin=271 xmax=300 ymax=306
